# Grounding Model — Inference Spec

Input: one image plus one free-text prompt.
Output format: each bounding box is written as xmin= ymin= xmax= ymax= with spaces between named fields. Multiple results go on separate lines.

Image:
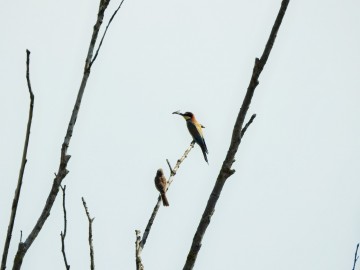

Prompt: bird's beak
xmin=172 ymin=110 xmax=183 ymax=116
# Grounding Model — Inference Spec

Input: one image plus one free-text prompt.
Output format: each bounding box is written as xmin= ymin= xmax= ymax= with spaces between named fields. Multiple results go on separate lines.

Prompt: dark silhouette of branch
xmin=134 ymin=141 xmax=195 ymax=268
xmin=183 ymin=0 xmax=290 ymax=269
xmin=12 ymin=1 xmax=112 ymax=269
xmin=135 ymin=230 xmax=144 ymax=270
xmin=241 ymin=114 xmax=256 ymax=138
xmin=82 ymin=198 xmax=95 ymax=270
xmin=60 ymin=185 xmax=70 ymax=270
xmin=353 ymin=243 xmax=359 ymax=270
xmin=1 ymin=49 xmax=34 ymax=270
xmin=90 ymin=0 xmax=126 ymax=67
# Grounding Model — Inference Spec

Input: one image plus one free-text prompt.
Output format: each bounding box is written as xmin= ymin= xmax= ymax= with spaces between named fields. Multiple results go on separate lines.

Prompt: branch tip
xmin=82 ymin=197 xmax=95 ymax=270
xmin=2 ymin=48 xmax=35 ymax=270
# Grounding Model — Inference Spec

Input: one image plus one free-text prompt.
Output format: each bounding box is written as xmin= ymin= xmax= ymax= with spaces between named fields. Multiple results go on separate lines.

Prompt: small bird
xmin=173 ymin=111 xmax=208 ymax=163
xmin=154 ymin=168 xmax=169 ymax=207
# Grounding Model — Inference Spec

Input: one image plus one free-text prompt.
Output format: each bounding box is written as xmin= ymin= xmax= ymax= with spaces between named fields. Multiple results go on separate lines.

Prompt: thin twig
xmin=166 ymin=159 xmax=175 ymax=176
xmin=60 ymin=185 xmax=70 ymax=270
xmin=241 ymin=114 xmax=256 ymax=138
xmin=12 ymin=1 xmax=112 ymax=269
xmin=82 ymin=197 xmax=95 ymax=270
xmin=140 ymin=141 xmax=195 ymax=249
xmin=135 ymin=230 xmax=144 ymax=270
xmin=183 ymin=1 xmax=290 ymax=269
xmin=90 ymin=0 xmax=126 ymax=67
xmin=352 ymin=243 xmax=359 ymax=270
xmin=1 ymin=49 xmax=34 ymax=270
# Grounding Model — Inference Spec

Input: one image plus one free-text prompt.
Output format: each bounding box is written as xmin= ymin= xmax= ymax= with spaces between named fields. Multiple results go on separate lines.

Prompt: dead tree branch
xmin=82 ymin=198 xmax=95 ymax=270
xmin=135 ymin=230 xmax=144 ymax=270
xmin=134 ymin=141 xmax=195 ymax=268
xmin=183 ymin=0 xmax=290 ymax=269
xmin=12 ymin=1 xmax=114 ymax=269
xmin=91 ymin=0 xmax=126 ymax=67
xmin=353 ymin=243 xmax=359 ymax=270
xmin=141 ymin=141 xmax=195 ymax=248
xmin=241 ymin=114 xmax=256 ymax=138
xmin=60 ymin=185 xmax=70 ymax=270
xmin=1 ymin=49 xmax=35 ymax=270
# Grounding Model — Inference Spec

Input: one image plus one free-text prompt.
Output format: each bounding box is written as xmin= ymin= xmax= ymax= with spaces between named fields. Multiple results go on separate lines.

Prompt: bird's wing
xmin=187 ymin=120 xmax=202 ymax=139
xmin=187 ymin=121 xmax=208 ymax=154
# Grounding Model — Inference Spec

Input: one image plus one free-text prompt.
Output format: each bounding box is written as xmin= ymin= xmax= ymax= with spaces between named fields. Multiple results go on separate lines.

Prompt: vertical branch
xmin=183 ymin=0 xmax=290 ymax=269
xmin=135 ymin=230 xmax=144 ymax=270
xmin=1 ymin=49 xmax=35 ymax=270
xmin=11 ymin=1 xmax=114 ymax=269
xmin=353 ymin=243 xmax=359 ymax=270
xmin=60 ymin=185 xmax=70 ymax=270
xmin=82 ymin=198 xmax=95 ymax=270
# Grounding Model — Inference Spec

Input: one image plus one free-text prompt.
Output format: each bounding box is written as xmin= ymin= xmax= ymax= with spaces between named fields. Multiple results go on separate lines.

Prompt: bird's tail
xmin=200 ymin=145 xmax=208 ymax=164
xmin=161 ymin=193 xmax=169 ymax=207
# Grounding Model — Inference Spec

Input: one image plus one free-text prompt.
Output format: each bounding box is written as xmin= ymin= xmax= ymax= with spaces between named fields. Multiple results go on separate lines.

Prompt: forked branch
xmin=60 ymin=185 xmax=70 ymax=270
xmin=12 ymin=1 xmax=116 ymax=269
xmin=91 ymin=0 xmax=126 ymax=67
xmin=82 ymin=198 xmax=95 ymax=270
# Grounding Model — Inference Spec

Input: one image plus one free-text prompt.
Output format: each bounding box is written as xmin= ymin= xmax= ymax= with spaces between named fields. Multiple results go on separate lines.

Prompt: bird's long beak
xmin=172 ymin=110 xmax=183 ymax=116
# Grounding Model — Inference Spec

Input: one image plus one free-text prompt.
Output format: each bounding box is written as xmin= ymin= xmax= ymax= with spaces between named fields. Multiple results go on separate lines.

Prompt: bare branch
xmin=353 ymin=243 xmax=359 ymax=270
xmin=91 ymin=0 xmax=126 ymax=67
xmin=140 ymin=141 xmax=195 ymax=249
xmin=12 ymin=1 xmax=112 ymax=269
xmin=60 ymin=185 xmax=70 ymax=270
xmin=133 ymin=141 xmax=195 ymax=268
xmin=166 ymin=159 xmax=175 ymax=176
xmin=82 ymin=198 xmax=95 ymax=270
xmin=1 ymin=49 xmax=35 ymax=270
xmin=183 ymin=1 xmax=290 ymax=269
xmin=135 ymin=230 xmax=144 ymax=270
xmin=241 ymin=114 xmax=256 ymax=138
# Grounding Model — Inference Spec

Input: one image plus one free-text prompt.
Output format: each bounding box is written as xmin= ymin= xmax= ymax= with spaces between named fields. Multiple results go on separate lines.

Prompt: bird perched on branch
xmin=154 ymin=168 xmax=169 ymax=207
xmin=173 ymin=111 xmax=208 ymax=163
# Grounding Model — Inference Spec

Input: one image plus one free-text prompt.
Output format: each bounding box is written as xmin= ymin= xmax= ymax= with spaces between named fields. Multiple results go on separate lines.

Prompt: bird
xmin=154 ymin=168 xmax=169 ymax=207
xmin=173 ymin=111 xmax=208 ymax=163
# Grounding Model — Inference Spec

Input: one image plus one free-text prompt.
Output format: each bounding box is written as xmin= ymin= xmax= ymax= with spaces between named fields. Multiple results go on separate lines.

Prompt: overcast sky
xmin=1 ymin=0 xmax=360 ymax=269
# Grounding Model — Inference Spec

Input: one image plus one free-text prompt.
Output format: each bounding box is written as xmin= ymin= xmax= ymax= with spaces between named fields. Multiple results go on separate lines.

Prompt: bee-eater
xmin=173 ymin=111 xmax=208 ymax=163
xmin=154 ymin=168 xmax=169 ymax=207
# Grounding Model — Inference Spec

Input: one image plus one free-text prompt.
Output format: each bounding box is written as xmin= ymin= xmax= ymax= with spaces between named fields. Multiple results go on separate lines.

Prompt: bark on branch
xmin=183 ymin=0 xmax=290 ymax=269
xmin=82 ymin=198 xmax=95 ymax=270
xmin=60 ymin=185 xmax=70 ymax=270
xmin=135 ymin=230 xmax=144 ymax=270
xmin=12 ymin=1 xmax=112 ymax=269
xmin=1 ymin=49 xmax=34 ymax=270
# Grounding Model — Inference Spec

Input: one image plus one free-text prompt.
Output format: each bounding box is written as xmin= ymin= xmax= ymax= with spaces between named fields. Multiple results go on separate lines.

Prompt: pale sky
xmin=1 ymin=0 xmax=360 ymax=269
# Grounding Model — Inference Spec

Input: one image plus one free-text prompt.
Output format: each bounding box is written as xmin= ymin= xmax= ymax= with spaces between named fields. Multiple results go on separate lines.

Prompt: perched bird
xmin=173 ymin=111 xmax=208 ymax=163
xmin=154 ymin=168 xmax=169 ymax=207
